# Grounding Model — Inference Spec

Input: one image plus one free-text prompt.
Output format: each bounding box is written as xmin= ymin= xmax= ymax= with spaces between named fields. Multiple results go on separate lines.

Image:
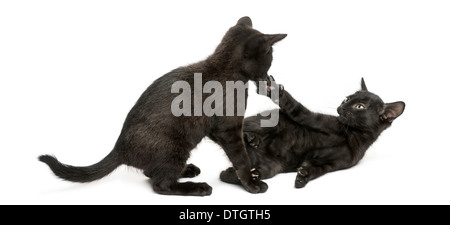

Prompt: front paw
xmin=244 ymin=132 xmax=261 ymax=149
xmin=182 ymin=164 xmax=201 ymax=178
xmin=250 ymin=168 xmax=261 ymax=182
xmin=295 ymin=167 xmax=309 ymax=188
xmin=267 ymin=75 xmax=284 ymax=97
xmin=243 ymin=180 xmax=268 ymax=194
xmin=240 ymin=168 xmax=268 ymax=194
xmin=256 ymin=75 xmax=284 ymax=98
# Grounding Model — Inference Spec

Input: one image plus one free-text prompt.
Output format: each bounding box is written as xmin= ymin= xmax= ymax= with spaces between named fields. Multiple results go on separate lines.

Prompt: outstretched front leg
xmin=256 ymin=75 xmax=284 ymax=104
xmin=260 ymin=75 xmax=340 ymax=133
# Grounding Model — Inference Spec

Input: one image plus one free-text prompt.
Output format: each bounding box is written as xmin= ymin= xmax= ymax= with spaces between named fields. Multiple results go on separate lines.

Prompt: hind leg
xmin=145 ymin=163 xmax=200 ymax=179
xmin=220 ymin=163 xmax=281 ymax=185
xmin=144 ymin=150 xmax=211 ymax=196
xmin=146 ymin=165 xmax=212 ymax=196
xmin=152 ymin=179 xmax=212 ymax=196
xmin=210 ymin=127 xmax=268 ymax=194
xmin=220 ymin=147 xmax=284 ymax=185
xmin=150 ymin=165 xmax=211 ymax=196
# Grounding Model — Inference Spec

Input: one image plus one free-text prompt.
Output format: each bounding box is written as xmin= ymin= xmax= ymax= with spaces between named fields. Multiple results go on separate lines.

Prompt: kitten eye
xmin=343 ymin=98 xmax=350 ymax=103
xmin=354 ymin=104 xmax=366 ymax=110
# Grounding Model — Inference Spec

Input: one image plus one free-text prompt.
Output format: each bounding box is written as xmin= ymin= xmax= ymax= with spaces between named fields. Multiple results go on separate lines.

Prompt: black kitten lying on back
xmin=39 ymin=17 xmax=287 ymax=196
xmin=221 ymin=77 xmax=405 ymax=188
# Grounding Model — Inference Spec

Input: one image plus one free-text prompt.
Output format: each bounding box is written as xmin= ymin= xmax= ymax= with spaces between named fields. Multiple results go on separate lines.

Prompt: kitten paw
xmin=194 ymin=182 xmax=213 ymax=196
xmin=297 ymin=166 xmax=308 ymax=176
xmin=220 ymin=167 xmax=241 ymax=184
xmin=266 ymin=75 xmax=284 ymax=98
xmin=181 ymin=164 xmax=201 ymax=178
xmin=153 ymin=181 xmax=212 ymax=196
xmin=244 ymin=132 xmax=261 ymax=149
xmin=239 ymin=169 xmax=268 ymax=194
xmin=256 ymin=75 xmax=284 ymax=98
xmin=244 ymin=180 xmax=268 ymax=194
xmin=295 ymin=167 xmax=309 ymax=188
xmin=250 ymin=168 xmax=261 ymax=182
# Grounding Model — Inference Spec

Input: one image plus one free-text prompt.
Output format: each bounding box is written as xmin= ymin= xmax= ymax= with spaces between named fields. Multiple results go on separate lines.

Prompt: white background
xmin=1 ymin=0 xmax=449 ymax=205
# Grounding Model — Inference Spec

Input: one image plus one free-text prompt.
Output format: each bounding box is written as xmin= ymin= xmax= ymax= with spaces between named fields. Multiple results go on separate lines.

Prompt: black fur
xmin=39 ymin=17 xmax=287 ymax=196
xmin=220 ymin=77 xmax=405 ymax=188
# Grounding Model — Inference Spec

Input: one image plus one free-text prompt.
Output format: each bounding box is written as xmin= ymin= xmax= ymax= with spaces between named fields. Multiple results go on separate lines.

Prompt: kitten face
xmin=337 ymin=78 xmax=405 ymax=130
xmin=216 ymin=17 xmax=286 ymax=81
xmin=337 ymin=91 xmax=384 ymax=129
xmin=241 ymin=34 xmax=286 ymax=81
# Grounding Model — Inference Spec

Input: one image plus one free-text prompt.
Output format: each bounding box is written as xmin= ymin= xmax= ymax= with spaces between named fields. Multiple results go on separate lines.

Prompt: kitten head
xmin=213 ymin=17 xmax=287 ymax=81
xmin=337 ymin=78 xmax=405 ymax=132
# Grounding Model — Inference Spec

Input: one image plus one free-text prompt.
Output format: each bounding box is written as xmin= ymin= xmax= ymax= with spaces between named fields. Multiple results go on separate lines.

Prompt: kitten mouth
xmin=337 ymin=108 xmax=348 ymax=120
xmin=337 ymin=107 xmax=343 ymax=116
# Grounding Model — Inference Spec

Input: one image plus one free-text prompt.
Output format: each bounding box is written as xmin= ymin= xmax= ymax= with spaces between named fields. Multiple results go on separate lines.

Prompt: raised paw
xmin=181 ymin=163 xmax=201 ymax=178
xmin=244 ymin=132 xmax=261 ymax=149
xmin=268 ymin=75 xmax=284 ymax=97
xmin=295 ymin=167 xmax=309 ymax=188
xmin=257 ymin=75 xmax=284 ymax=99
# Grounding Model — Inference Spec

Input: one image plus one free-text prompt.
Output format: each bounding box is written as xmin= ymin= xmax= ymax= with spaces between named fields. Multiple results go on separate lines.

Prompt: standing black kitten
xmin=39 ymin=17 xmax=287 ymax=196
xmin=220 ymin=77 xmax=405 ymax=188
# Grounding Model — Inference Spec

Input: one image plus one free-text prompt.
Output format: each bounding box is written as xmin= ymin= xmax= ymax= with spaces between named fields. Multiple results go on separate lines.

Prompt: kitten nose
xmin=337 ymin=107 xmax=343 ymax=115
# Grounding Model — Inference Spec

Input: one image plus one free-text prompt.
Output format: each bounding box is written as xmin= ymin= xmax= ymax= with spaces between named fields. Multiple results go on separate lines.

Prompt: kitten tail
xmin=38 ymin=150 xmax=121 ymax=183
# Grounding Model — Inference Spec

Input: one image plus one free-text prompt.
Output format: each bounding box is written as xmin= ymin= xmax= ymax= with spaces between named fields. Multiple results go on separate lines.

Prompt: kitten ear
xmin=243 ymin=34 xmax=287 ymax=59
xmin=236 ymin=16 xmax=253 ymax=27
xmin=380 ymin=101 xmax=405 ymax=123
xmin=264 ymin=34 xmax=287 ymax=46
xmin=361 ymin=77 xmax=368 ymax=92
